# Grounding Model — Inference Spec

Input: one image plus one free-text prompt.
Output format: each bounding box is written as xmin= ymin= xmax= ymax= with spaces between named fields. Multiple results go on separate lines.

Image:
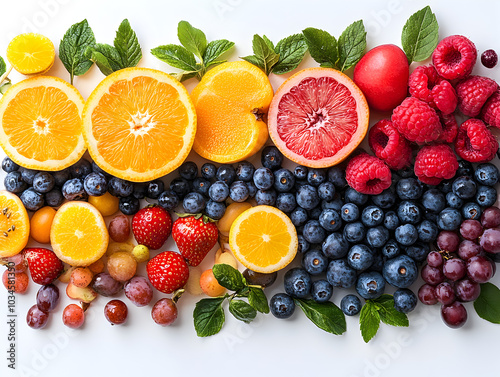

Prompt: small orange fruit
xmin=191 ymin=61 xmax=274 ymax=163
xmin=199 ymin=268 xmax=226 ymax=297
xmin=30 ymin=206 xmax=56 ymax=244
xmin=88 ymin=192 xmax=119 ymax=217
xmin=0 ymin=190 xmax=30 ymax=258
xmin=6 ymin=33 xmax=55 ymax=75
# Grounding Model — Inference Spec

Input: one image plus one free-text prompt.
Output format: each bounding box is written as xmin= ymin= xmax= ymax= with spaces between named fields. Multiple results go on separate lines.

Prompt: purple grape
xmin=480 ymin=228 xmax=500 ymax=254
xmin=459 ymin=219 xmax=483 ymax=241
xmin=437 ymin=231 xmax=460 ymax=252
xmin=36 ymin=284 xmax=60 ymax=313
xmin=481 ymin=49 xmax=498 ymax=68
xmin=435 ymin=282 xmax=456 ymax=305
xmin=455 ymin=278 xmax=481 ymax=302
xmin=466 ymin=256 xmax=494 ymax=283
xmin=427 ymin=251 xmax=443 ymax=268
xmin=124 ymin=276 xmax=153 ymax=307
xmin=441 ymin=302 xmax=467 ymax=329
xmin=91 ymin=272 xmax=123 ymax=297
xmin=418 ymin=284 xmax=438 ymax=305
xmin=458 ymin=240 xmax=483 ymax=260
xmin=26 ymin=304 xmax=49 ymax=329
xmin=443 ymin=258 xmax=466 ymax=281
xmin=481 ymin=207 xmax=500 ymax=229
xmin=421 ymin=264 xmax=445 ymax=285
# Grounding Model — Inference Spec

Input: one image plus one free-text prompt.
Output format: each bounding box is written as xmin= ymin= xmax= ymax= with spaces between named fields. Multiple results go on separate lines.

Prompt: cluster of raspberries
xmin=347 ymin=35 xmax=500 ymax=194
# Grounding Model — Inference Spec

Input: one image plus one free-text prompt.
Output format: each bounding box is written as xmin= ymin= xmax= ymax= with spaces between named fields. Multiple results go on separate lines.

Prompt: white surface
xmin=1 ymin=1 xmax=500 ymax=376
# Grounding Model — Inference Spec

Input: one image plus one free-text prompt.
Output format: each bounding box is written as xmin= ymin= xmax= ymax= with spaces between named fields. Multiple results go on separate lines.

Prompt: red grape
xmin=26 ymin=304 xmax=49 ymax=329
xmin=481 ymin=207 xmax=500 ymax=229
xmin=435 ymin=282 xmax=456 ymax=305
xmin=441 ymin=302 xmax=467 ymax=329
xmin=108 ymin=214 xmax=130 ymax=243
xmin=455 ymin=278 xmax=481 ymax=302
xmin=459 ymin=219 xmax=483 ymax=241
xmin=437 ymin=231 xmax=460 ymax=252
xmin=62 ymin=304 xmax=85 ymax=329
xmin=124 ymin=276 xmax=153 ymax=307
xmin=36 ymin=284 xmax=60 ymax=312
xmin=467 ymin=255 xmax=494 ymax=283
xmin=421 ymin=265 xmax=445 ymax=285
xmin=427 ymin=251 xmax=443 ymax=268
xmin=458 ymin=240 xmax=483 ymax=260
xmin=443 ymin=258 xmax=466 ymax=281
xmin=91 ymin=272 xmax=123 ymax=297
xmin=2 ymin=270 xmax=29 ymax=293
xmin=480 ymin=228 xmax=500 ymax=254
xmin=104 ymin=300 xmax=128 ymax=325
xmin=418 ymin=284 xmax=438 ymax=305
xmin=151 ymin=298 xmax=178 ymax=326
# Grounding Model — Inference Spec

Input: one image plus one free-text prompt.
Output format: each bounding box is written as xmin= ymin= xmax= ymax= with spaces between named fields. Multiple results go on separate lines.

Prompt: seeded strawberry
xmin=132 ymin=205 xmax=172 ymax=250
xmin=172 ymin=215 xmax=218 ymax=267
xmin=24 ymin=248 xmax=64 ymax=285
xmin=147 ymin=251 xmax=189 ymax=294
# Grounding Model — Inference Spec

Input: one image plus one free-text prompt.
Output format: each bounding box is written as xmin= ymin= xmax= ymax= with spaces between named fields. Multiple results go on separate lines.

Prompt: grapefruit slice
xmin=268 ymin=68 xmax=369 ymax=168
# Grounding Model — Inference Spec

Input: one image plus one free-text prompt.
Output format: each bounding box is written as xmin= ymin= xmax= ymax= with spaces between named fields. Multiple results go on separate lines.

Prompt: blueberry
xmin=302 ymin=249 xmax=328 ymax=275
xmin=235 ymin=161 xmax=255 ymax=182
xmin=284 ymin=268 xmax=312 ymax=298
xmin=215 ymin=165 xmax=236 ymax=185
xmin=322 ymin=232 xmax=349 ymax=259
xmin=317 ymin=182 xmax=336 ymax=201
xmin=393 ymin=288 xmax=417 ymax=313
xmin=170 ymin=177 xmax=191 ymax=199
xmin=290 ymin=207 xmax=308 ymax=227
xmin=20 ymin=188 xmax=44 ymax=211
xmin=395 ymin=224 xmax=418 ymax=246
xmin=356 ymin=271 xmax=386 ymax=299
xmin=382 ymin=239 xmax=400 ymax=259
xmin=344 ymin=187 xmax=368 ymax=206
xmin=341 ymin=203 xmax=359 ymax=223
xmin=404 ymin=242 xmax=430 ymax=262
xmin=273 ymin=168 xmax=295 ymax=192
xmin=178 ymin=161 xmax=198 ymax=180
xmin=422 ymin=189 xmax=446 ymax=213
xmin=201 ymin=163 xmax=217 ymax=180
xmin=326 ymin=259 xmax=357 ymax=288
xmin=132 ymin=182 xmax=148 ymax=199
xmin=307 ymin=168 xmax=327 ymax=186
xmin=255 ymin=189 xmax=277 ymax=206
xmin=276 ymin=193 xmax=296 ymax=213
xmin=20 ymin=168 xmax=38 ymax=185
xmin=437 ymin=208 xmax=462 ymax=230
xmin=70 ymin=159 xmax=92 ymax=178
xmin=417 ymin=220 xmax=438 ymax=243
xmin=396 ymin=178 xmax=423 ymax=200
xmin=318 ymin=209 xmax=342 ymax=232
xmin=261 ymin=146 xmax=283 ymax=171
xmin=452 ymin=176 xmax=477 ymax=199
xmin=446 ymin=192 xmax=463 ymax=209
xmin=91 ymin=161 xmax=109 ymax=177
xmin=397 ymin=201 xmax=422 ymax=224
xmin=340 ymin=294 xmax=362 ymax=316
xmin=347 ymin=244 xmax=374 ymax=271
xmin=45 ymin=189 xmax=64 ymax=207
xmin=302 ymin=220 xmax=326 ymax=244
xmin=62 ymin=178 xmax=87 ymax=201
xmin=311 ymin=280 xmax=333 ymax=303
xmin=296 ymin=184 xmax=320 ymax=210
xmin=83 ymin=172 xmax=107 ymax=196
xmin=462 ymin=202 xmax=482 ymax=220
xmin=398 ymin=166 xmax=415 ymax=178
xmin=321 ymin=195 xmax=343 ymax=212
xmin=476 ymin=185 xmax=497 ymax=207
xmin=438 ymin=179 xmax=453 ymax=194
xmin=424 ymin=212 xmax=439 ymax=223
xmin=384 ymin=211 xmax=400 ymax=230
xmin=456 ymin=160 xmax=474 ymax=177
xmin=227 ymin=181 xmax=248 ymax=202
xmin=308 ymin=205 xmax=322 ymax=221
xmin=297 ymin=235 xmax=310 ymax=254
xmin=207 ymin=181 xmax=228 ymax=203
xmin=383 ymin=255 xmax=418 ymax=288
xmin=343 ymin=222 xmax=366 ymax=243
xmin=204 ymin=200 xmax=226 ymax=220
xmin=52 ymin=168 xmax=71 ymax=187
xmin=147 ymin=180 xmax=164 ymax=199
xmin=183 ymin=192 xmax=206 ymax=213
xmin=372 ymin=189 xmax=396 ymax=209
xmin=253 ymin=167 xmax=274 ymax=190
xmin=270 ymin=293 xmax=295 ymax=319
xmin=366 ymin=226 xmax=390 ymax=248
xmin=327 ymin=166 xmax=347 ymax=189
xmin=158 ymin=190 xmax=179 ymax=211
xmin=4 ymin=171 xmax=27 ymax=193
xmin=2 ymin=157 xmax=19 ymax=173
xmin=293 ymin=165 xmax=308 ymax=180
xmin=189 ymin=178 xmax=209 ymax=197
xmin=246 ymin=181 xmax=257 ymax=198
xmin=361 ymin=205 xmax=384 ymax=227
xmin=119 ymin=196 xmax=140 ymax=215
xmin=108 ymin=177 xmax=133 ymax=197
xmin=475 ymin=163 xmax=499 ymax=186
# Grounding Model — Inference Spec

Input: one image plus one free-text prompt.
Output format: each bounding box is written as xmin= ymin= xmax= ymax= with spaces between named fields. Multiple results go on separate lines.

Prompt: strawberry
xmin=132 ymin=205 xmax=172 ymax=250
xmin=147 ymin=251 xmax=189 ymax=294
xmin=23 ymin=248 xmax=64 ymax=285
xmin=172 ymin=215 xmax=218 ymax=267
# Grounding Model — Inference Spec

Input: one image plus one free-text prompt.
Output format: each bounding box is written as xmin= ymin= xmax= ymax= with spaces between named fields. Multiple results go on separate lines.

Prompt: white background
xmin=2 ymin=0 xmax=500 ymax=376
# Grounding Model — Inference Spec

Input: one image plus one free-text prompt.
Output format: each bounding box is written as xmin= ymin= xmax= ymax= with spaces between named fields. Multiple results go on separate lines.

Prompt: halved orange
xmin=229 ymin=205 xmax=297 ymax=273
xmin=0 ymin=76 xmax=86 ymax=170
xmin=6 ymin=33 xmax=55 ymax=75
xmin=50 ymin=201 xmax=109 ymax=266
xmin=268 ymin=67 xmax=369 ymax=168
xmin=0 ymin=191 xmax=30 ymax=258
xmin=191 ymin=61 xmax=274 ymax=163
xmin=83 ymin=67 xmax=196 ymax=182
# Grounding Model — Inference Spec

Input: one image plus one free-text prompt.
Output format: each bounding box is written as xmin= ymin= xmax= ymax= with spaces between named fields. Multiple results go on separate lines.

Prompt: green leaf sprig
xmin=401 ymin=6 xmax=439 ymax=64
xmin=302 ymin=20 xmax=366 ymax=72
xmin=242 ymin=33 xmax=308 ymax=76
xmin=474 ymin=282 xmax=500 ymax=324
xmin=295 ymin=299 xmax=346 ymax=335
xmin=193 ymin=264 xmax=269 ymax=337
xmin=359 ymin=295 xmax=409 ymax=343
xmin=0 ymin=56 xmax=11 ymax=94
xmin=151 ymin=21 xmax=234 ymax=82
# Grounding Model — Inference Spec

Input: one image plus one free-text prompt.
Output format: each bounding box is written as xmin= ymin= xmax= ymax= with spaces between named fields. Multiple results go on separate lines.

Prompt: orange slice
xmin=0 ymin=191 xmax=30 ymax=258
xmin=6 ymin=33 xmax=55 ymax=75
xmin=50 ymin=201 xmax=109 ymax=266
xmin=0 ymin=76 xmax=86 ymax=170
xmin=82 ymin=67 xmax=196 ymax=182
xmin=191 ymin=61 xmax=274 ymax=163
xmin=229 ymin=205 xmax=297 ymax=273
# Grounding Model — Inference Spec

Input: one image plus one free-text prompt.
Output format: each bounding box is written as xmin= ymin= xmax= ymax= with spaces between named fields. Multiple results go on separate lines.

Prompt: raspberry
xmin=480 ymin=89 xmax=500 ymax=129
xmin=432 ymin=80 xmax=457 ymax=115
xmin=454 ymin=119 xmax=498 ymax=163
xmin=345 ymin=153 xmax=392 ymax=195
xmin=438 ymin=112 xmax=459 ymax=144
xmin=456 ymin=76 xmax=498 ymax=117
xmin=432 ymin=35 xmax=477 ymax=80
xmin=391 ymin=97 xmax=442 ymax=144
xmin=368 ymin=119 xmax=412 ymax=170
xmin=414 ymin=144 xmax=459 ymax=185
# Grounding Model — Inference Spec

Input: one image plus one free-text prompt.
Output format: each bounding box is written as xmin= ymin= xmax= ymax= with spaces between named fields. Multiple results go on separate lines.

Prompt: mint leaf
xmin=248 ymin=287 xmax=269 ymax=314
xmin=0 ymin=56 xmax=5 ymax=77
xmin=338 ymin=20 xmax=366 ymax=72
xmin=203 ymin=39 xmax=235 ymax=67
xmin=401 ymin=5 xmax=439 ymax=63
xmin=213 ymin=264 xmax=246 ymax=292
xmin=151 ymin=44 xmax=198 ymax=72
xmin=193 ymin=297 xmax=225 ymax=337
xmin=90 ymin=43 xmax=123 ymax=75
xmin=295 ymin=299 xmax=346 ymax=335
xmin=474 ymin=282 xmax=500 ymax=324
xmin=262 ymin=35 xmax=275 ymax=51
xmin=241 ymin=55 xmax=264 ymax=71
xmin=114 ymin=19 xmax=142 ymax=68
xmin=229 ymin=299 xmax=257 ymax=323
xmin=178 ymin=21 xmax=207 ymax=60
xmin=242 ymin=34 xmax=280 ymax=75
xmin=302 ymin=27 xmax=338 ymax=68
xmin=360 ymin=301 xmax=380 ymax=343
xmin=272 ymin=34 xmax=308 ymax=75
xmin=376 ymin=299 xmax=409 ymax=327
